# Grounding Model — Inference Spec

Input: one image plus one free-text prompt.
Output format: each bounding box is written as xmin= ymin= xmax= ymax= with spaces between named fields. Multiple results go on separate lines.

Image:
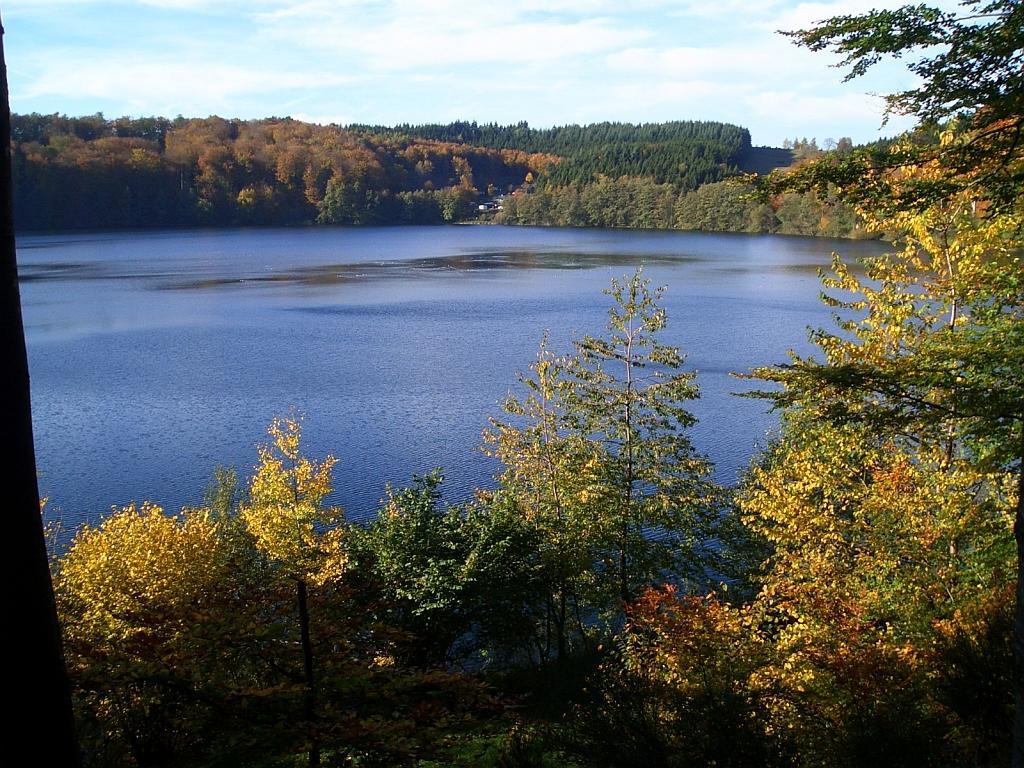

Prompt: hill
xmin=352 ymin=119 xmax=765 ymax=190
xmin=12 ymin=114 xmax=798 ymax=231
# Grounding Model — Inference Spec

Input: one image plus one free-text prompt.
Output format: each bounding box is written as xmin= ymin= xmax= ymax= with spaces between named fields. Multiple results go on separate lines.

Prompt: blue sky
xmin=5 ymin=0 xmax=958 ymax=146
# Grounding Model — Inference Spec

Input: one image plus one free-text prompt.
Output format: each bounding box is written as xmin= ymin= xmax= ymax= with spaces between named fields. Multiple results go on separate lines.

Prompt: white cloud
xmin=749 ymin=89 xmax=889 ymax=122
xmin=5 ymin=0 xmax=233 ymax=7
xmin=23 ymin=58 xmax=358 ymax=111
xmin=766 ymin=0 xmax=881 ymax=32
xmin=666 ymin=0 xmax=784 ymax=21
xmin=257 ymin=12 xmax=649 ymax=71
xmin=610 ymin=79 xmax=725 ymax=105
xmin=745 ymin=89 xmax=920 ymax=141
xmin=136 ymin=0 xmax=225 ymax=8
xmin=607 ymin=41 xmax=824 ymax=81
xmin=252 ymin=0 xmax=381 ymax=21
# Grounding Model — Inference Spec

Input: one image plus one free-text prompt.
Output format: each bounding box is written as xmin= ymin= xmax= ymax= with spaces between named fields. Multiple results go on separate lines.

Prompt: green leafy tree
xmin=486 ymin=273 xmax=723 ymax=676
xmin=483 ymin=339 xmax=607 ymax=664
xmin=568 ymin=270 xmax=720 ymax=605
xmin=357 ymin=471 xmax=546 ymax=667
xmin=777 ymin=0 xmax=1023 ymax=214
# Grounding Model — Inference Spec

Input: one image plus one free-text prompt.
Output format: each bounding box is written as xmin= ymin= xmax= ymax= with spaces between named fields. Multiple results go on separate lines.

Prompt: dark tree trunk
xmin=557 ymin=589 xmax=567 ymax=664
xmin=1014 ymin=432 xmax=1024 ymax=768
xmin=297 ymin=578 xmax=320 ymax=768
xmin=0 ymin=15 xmax=79 ymax=765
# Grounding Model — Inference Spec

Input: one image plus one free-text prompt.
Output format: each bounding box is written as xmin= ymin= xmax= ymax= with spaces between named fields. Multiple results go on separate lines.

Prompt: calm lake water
xmin=19 ymin=225 xmax=887 ymax=532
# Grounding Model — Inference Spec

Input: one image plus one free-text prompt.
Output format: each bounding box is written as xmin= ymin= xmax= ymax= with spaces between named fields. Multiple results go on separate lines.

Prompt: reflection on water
xmin=19 ymin=262 xmax=108 ymax=281
xmin=161 ymin=251 xmax=704 ymax=290
xmin=19 ymin=225 xmax=888 ymax=534
xmin=18 ymin=246 xmax=857 ymax=291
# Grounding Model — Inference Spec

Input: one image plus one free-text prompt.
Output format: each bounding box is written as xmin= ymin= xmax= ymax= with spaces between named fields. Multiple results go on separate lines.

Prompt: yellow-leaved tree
xmin=60 ymin=502 xmax=224 ymax=644
xmin=762 ymin=12 xmax=1024 ymax=754
xmin=57 ymin=502 xmax=232 ymax=764
xmin=746 ymin=149 xmax=1021 ymax=764
xmin=239 ymin=415 xmax=347 ymax=768
xmin=739 ymin=416 xmax=1014 ymax=765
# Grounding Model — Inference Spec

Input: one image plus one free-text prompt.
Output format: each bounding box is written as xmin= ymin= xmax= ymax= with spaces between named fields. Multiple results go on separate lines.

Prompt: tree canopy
xmin=757 ymin=1 xmax=1024 ymax=762
xmin=775 ymin=0 xmax=1024 ymax=213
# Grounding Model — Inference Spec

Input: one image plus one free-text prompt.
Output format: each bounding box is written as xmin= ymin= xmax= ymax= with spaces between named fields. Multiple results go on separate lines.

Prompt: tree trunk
xmin=0 ymin=15 xmax=79 ymax=765
xmin=297 ymin=579 xmax=320 ymax=768
xmin=621 ymin=326 xmax=634 ymax=606
xmin=1014 ymin=432 xmax=1024 ymax=768
xmin=557 ymin=589 xmax=567 ymax=664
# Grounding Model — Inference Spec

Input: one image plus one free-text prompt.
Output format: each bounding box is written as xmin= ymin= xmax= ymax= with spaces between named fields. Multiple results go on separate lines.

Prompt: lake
xmin=18 ymin=225 xmax=887 ymax=532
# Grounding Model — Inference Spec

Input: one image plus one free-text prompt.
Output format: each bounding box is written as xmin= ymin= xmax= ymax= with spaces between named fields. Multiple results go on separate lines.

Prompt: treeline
xmin=14 ymin=113 xmax=825 ymax=234
xmin=1 ymin=119 xmax=958 ymax=239
xmin=497 ymin=177 xmax=869 ymax=238
xmin=354 ymin=120 xmax=753 ymax=190
xmin=12 ymin=113 xmax=556 ymax=230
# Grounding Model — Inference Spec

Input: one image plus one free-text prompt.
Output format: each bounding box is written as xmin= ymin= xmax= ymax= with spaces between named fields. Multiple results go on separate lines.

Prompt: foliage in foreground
xmin=53 ymin=271 xmax=735 ymax=766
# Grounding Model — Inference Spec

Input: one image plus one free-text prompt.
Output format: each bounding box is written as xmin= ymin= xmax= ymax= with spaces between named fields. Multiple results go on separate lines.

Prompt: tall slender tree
xmin=568 ymin=271 xmax=720 ymax=605
xmin=240 ymin=415 xmax=347 ymax=768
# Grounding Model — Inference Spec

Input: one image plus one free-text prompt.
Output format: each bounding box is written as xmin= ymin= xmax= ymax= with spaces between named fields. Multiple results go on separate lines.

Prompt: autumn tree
xmin=739 ymin=415 xmax=1014 ymax=764
xmin=239 ymin=415 xmax=347 ymax=768
xmin=52 ymin=430 xmax=517 ymax=766
xmin=56 ymin=503 xmax=243 ymax=765
xmin=757 ymin=2 xmax=1024 ymax=759
xmin=752 ymin=184 xmax=1022 ymax=763
xmin=567 ymin=587 xmax=790 ymax=768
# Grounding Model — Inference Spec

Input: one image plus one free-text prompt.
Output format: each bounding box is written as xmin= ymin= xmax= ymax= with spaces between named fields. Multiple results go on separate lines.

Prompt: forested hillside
xmin=12 ymin=114 xmax=556 ymax=230
xmin=352 ymin=120 xmax=771 ymax=189
xmin=14 ymin=114 xmax=813 ymax=232
xmin=15 ymin=111 xmax=885 ymax=240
